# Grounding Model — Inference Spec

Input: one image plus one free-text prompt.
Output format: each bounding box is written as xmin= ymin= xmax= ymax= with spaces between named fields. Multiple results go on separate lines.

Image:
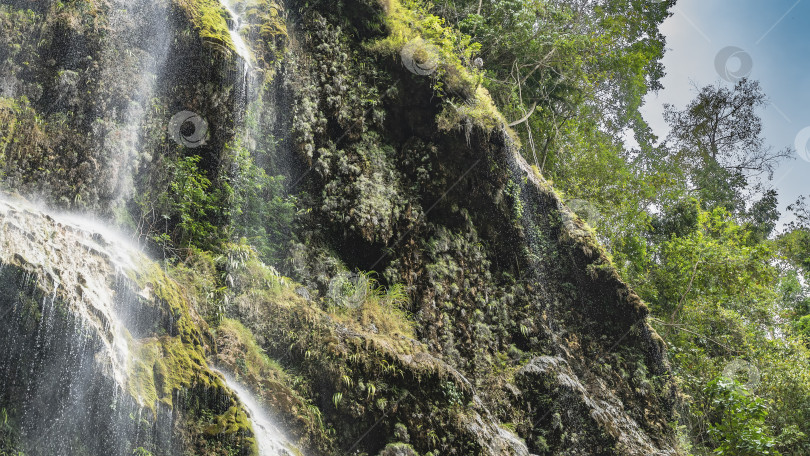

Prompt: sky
xmin=640 ymin=0 xmax=810 ymax=229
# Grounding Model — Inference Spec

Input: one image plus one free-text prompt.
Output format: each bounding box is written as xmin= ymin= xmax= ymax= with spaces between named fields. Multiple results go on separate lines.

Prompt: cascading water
xmin=0 ymin=194 xmax=299 ymax=455
xmin=213 ymin=369 xmax=302 ymax=456
xmin=220 ymin=0 xmax=253 ymax=67
xmin=0 ymin=195 xmax=176 ymax=454
xmin=96 ymin=0 xmax=172 ymax=209
xmin=0 ymin=0 xmax=299 ymax=450
xmin=220 ymin=0 xmax=254 ymax=109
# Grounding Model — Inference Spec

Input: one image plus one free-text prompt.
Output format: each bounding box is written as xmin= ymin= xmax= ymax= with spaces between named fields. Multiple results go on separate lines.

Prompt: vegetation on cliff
xmin=3 ymin=0 xmax=810 ymax=455
xmin=425 ymin=1 xmax=810 ymax=455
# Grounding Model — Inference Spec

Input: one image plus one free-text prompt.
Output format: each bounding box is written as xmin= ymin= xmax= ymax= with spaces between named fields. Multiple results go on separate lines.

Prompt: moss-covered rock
xmin=173 ymin=0 xmax=235 ymax=51
xmin=273 ymin=0 xmax=680 ymax=453
xmin=368 ymin=0 xmax=515 ymax=142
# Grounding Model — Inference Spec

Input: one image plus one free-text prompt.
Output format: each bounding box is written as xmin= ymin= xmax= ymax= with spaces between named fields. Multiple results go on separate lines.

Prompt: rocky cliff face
xmin=0 ymin=0 xmax=681 ymax=455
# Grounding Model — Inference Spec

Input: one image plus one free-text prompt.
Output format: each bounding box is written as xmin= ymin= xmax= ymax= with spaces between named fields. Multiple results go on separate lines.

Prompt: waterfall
xmin=221 ymin=0 xmax=254 ymax=110
xmin=97 ymin=0 xmax=172 ymax=210
xmin=0 ymin=195 xmax=175 ymax=454
xmin=220 ymin=0 xmax=254 ymax=67
xmin=212 ymin=369 xmax=302 ymax=456
xmin=0 ymin=197 xmax=140 ymax=388
xmin=218 ymin=0 xmax=258 ymax=133
xmin=0 ymin=194 xmax=301 ymax=455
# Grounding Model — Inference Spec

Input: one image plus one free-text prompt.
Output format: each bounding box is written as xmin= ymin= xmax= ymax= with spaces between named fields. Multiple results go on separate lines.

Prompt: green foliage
xmin=317 ymin=132 xmax=407 ymax=244
xmin=226 ymin=141 xmax=297 ymax=266
xmin=434 ymin=0 xmax=672 ymax=162
xmin=378 ymin=442 xmax=419 ymax=456
xmin=326 ymin=270 xmax=414 ymax=338
xmin=504 ymin=179 xmax=524 ymax=223
xmin=136 ymin=138 xmax=295 ymax=262
xmin=704 ymin=377 xmax=780 ymax=456
xmin=647 ymin=207 xmax=777 ymax=324
xmin=369 ymin=0 xmax=508 ymax=135
xmin=163 ymin=154 xmax=221 ymax=250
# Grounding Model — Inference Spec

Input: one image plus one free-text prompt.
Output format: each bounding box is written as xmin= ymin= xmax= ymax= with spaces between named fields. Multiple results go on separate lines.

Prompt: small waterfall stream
xmin=98 ymin=0 xmax=172 ymax=208
xmin=220 ymin=0 xmax=253 ymax=67
xmin=219 ymin=0 xmax=256 ymax=122
xmin=213 ymin=369 xmax=302 ymax=456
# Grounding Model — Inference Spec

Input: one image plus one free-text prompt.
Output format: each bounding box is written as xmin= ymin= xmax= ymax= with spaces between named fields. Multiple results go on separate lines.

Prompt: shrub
xmin=705 ymin=376 xmax=780 ymax=456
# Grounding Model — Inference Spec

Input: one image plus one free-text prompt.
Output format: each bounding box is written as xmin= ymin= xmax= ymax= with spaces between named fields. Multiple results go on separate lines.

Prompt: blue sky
xmin=640 ymin=0 xmax=810 ymax=229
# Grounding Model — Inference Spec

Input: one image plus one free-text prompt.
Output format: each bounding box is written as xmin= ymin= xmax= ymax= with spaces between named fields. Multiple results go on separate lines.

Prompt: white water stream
xmin=213 ymin=369 xmax=302 ymax=456
xmin=0 ymin=196 xmax=139 ymax=389
xmin=101 ymin=0 xmax=172 ymax=206
xmin=220 ymin=0 xmax=253 ymax=66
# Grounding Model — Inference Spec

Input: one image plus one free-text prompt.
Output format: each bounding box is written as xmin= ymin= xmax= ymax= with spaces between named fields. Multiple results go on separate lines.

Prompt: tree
xmin=776 ymin=196 xmax=810 ymax=339
xmin=664 ymin=79 xmax=791 ymax=178
xmin=705 ymin=377 xmax=781 ymax=456
xmin=646 ymin=206 xmax=778 ymax=326
xmin=433 ymin=0 xmax=673 ymax=170
xmin=663 ymin=79 xmax=791 ymax=212
xmin=646 ymin=207 xmax=810 ymax=454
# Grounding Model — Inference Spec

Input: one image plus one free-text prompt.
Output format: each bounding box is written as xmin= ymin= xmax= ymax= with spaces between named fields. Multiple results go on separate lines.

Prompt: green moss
xmin=0 ymin=96 xmax=48 ymax=190
xmin=217 ymin=319 xmax=284 ymax=377
xmin=167 ymin=250 xmax=221 ymax=323
xmin=0 ymin=98 xmax=19 ymax=168
xmin=123 ymin=255 xmax=264 ymax=454
xmin=0 ymin=407 xmax=23 ymax=454
xmin=215 ymin=318 xmax=328 ymax=438
xmin=120 ymin=254 xmax=229 ymax=413
xmin=243 ymin=0 xmax=287 ymax=80
xmin=128 ymin=256 xmax=205 ymax=345
xmin=211 ymin=253 xmax=486 ymax=453
xmin=244 ymin=0 xmax=286 ymax=40
xmin=198 ymin=406 xmax=258 ymax=456
xmin=435 ymin=86 xmax=508 ymax=134
xmin=171 ymin=0 xmax=287 ymax=66
xmin=205 ymin=406 xmax=253 ymax=436
xmin=368 ymin=0 xmax=518 ymax=144
xmin=127 ymin=336 xmax=214 ymax=409
xmin=173 ymin=0 xmax=235 ymax=52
